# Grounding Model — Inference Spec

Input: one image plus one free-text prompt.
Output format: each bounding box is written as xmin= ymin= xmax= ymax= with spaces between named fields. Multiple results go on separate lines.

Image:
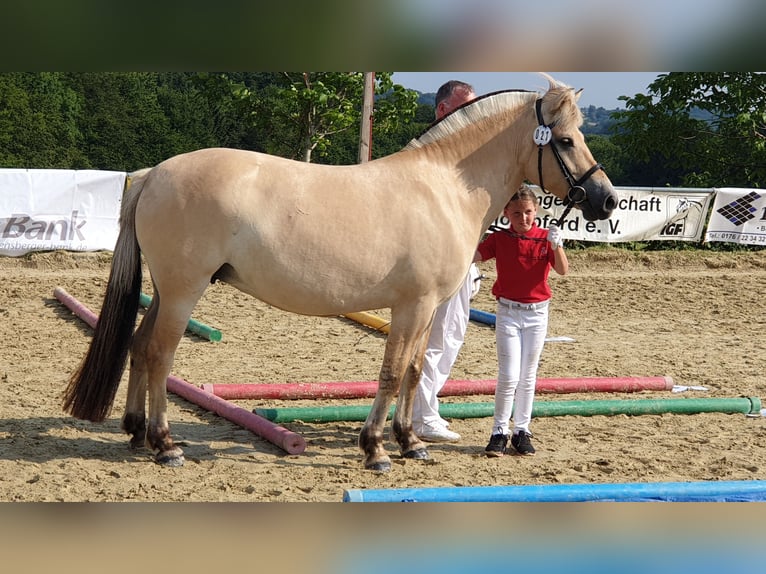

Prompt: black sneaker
xmin=511 ymin=431 xmax=536 ymax=456
xmin=484 ymin=432 xmax=508 ymax=457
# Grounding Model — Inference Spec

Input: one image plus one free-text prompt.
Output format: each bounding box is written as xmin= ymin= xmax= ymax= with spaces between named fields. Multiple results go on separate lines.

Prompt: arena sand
xmin=1 ymin=248 xmax=765 ymax=502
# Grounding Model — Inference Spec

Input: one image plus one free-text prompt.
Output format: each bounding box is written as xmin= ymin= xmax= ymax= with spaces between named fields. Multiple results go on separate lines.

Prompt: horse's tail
xmin=62 ymin=168 xmax=152 ymax=422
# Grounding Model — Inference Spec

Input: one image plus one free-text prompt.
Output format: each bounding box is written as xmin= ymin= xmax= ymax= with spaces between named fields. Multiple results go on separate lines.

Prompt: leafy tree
xmin=0 ymin=72 xmax=421 ymax=171
xmin=0 ymin=72 xmax=87 ymax=168
xmin=154 ymin=72 xmax=223 ymax=155
xmin=248 ymin=72 xmax=418 ymax=162
xmin=585 ymin=134 xmax=627 ymax=185
xmin=187 ymin=72 xmax=273 ymax=151
xmin=70 ymin=72 xmax=178 ymax=170
xmin=581 ymin=105 xmax=619 ymax=135
xmin=612 ymin=73 xmax=766 ymax=187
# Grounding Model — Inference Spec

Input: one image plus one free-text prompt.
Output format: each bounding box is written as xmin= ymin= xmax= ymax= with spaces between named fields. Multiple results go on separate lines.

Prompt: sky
xmin=392 ymin=72 xmax=663 ymax=109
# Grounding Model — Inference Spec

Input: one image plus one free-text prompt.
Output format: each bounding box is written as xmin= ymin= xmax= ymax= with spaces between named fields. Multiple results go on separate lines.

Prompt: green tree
xmin=585 ymin=134 xmax=627 ymax=184
xmin=188 ymin=72 xmax=274 ymax=151
xmin=0 ymin=72 xmax=87 ymax=168
xmin=154 ymin=72 xmax=223 ymax=155
xmin=249 ymin=72 xmax=418 ymax=162
xmin=322 ymin=100 xmax=433 ymax=164
xmin=70 ymin=72 xmax=177 ymax=170
xmin=612 ymin=72 xmax=766 ymax=187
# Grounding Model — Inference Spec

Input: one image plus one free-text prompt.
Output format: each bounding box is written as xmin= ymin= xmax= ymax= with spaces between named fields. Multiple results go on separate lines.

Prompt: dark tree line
xmin=0 ymin=72 xmax=422 ymax=172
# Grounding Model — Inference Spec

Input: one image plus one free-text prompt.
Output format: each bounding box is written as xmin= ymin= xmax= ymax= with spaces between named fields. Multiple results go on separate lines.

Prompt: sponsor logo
xmin=715 ymin=191 xmax=762 ymax=226
xmin=659 ymin=197 xmax=706 ymax=238
xmin=1 ymin=210 xmax=87 ymax=241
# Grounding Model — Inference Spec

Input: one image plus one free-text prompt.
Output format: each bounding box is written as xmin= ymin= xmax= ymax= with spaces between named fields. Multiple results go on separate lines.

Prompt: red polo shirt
xmin=476 ymin=224 xmax=555 ymax=303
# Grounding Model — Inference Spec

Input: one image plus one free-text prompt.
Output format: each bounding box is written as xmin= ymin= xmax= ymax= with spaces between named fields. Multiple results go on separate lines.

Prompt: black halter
xmin=534 ymin=98 xmax=604 ymax=227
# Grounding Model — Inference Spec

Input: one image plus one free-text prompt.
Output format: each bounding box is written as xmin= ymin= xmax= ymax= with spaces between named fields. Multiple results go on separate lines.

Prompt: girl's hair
xmin=506 ymin=184 xmax=537 ymax=208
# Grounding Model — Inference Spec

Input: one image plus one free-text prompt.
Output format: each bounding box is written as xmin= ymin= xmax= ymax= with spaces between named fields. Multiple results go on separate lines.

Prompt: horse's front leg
xmin=391 ymin=324 xmax=431 ymax=461
xmin=359 ymin=366 xmax=397 ymax=471
xmin=391 ymin=374 xmax=428 ymax=460
xmin=359 ymin=308 xmax=432 ymax=471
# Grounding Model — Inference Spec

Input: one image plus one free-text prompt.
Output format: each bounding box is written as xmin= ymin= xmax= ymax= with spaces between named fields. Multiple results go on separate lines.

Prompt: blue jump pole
xmin=343 ymin=479 xmax=766 ymax=503
xmin=469 ymin=308 xmax=495 ymax=326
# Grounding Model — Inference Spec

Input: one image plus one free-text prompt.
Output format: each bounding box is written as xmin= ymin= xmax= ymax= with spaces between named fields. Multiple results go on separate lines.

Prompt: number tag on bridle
xmin=533 ymin=125 xmax=552 ymax=146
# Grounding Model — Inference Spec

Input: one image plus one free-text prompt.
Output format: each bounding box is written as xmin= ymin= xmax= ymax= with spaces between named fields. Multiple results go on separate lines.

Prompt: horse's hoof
xmin=155 ymin=450 xmax=185 ymax=467
xmin=365 ymin=460 xmax=392 ymax=472
xmin=128 ymin=435 xmax=145 ymax=450
xmin=403 ymin=447 xmax=429 ymax=460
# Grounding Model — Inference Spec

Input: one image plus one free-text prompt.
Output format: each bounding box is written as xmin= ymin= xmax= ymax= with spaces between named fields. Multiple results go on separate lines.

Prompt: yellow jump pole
xmin=342 ymin=311 xmax=390 ymax=334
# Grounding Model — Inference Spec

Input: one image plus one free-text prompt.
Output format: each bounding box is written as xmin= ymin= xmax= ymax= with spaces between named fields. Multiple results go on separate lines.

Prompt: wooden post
xmin=358 ymin=72 xmax=374 ymax=163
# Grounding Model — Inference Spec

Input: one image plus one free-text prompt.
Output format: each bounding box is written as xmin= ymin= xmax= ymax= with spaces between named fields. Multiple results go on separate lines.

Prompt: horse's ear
xmin=574 ymin=88 xmax=583 ymax=103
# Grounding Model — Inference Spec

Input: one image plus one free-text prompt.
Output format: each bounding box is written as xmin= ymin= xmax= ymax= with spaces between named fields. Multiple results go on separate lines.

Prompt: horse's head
xmin=524 ymin=74 xmax=618 ymax=222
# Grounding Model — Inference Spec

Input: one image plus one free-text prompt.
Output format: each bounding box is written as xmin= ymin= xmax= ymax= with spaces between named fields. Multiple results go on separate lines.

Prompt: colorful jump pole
xmin=139 ymin=292 xmax=222 ymax=342
xmin=254 ymin=396 xmax=761 ymax=423
xmin=341 ymin=311 xmax=390 ymax=334
xmin=469 ymin=308 xmax=496 ymax=326
xmin=343 ymin=479 xmax=766 ymax=502
xmin=53 ymin=286 xmax=305 ymax=454
xmin=167 ymin=375 xmax=305 ymax=454
xmin=203 ymin=375 xmax=674 ymax=400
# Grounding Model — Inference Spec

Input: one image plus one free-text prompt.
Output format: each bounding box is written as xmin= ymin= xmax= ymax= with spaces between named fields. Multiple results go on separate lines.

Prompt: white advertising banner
xmin=0 ymin=169 xmax=125 ymax=256
xmin=492 ymin=186 xmax=715 ymax=242
xmin=704 ymin=188 xmax=766 ymax=246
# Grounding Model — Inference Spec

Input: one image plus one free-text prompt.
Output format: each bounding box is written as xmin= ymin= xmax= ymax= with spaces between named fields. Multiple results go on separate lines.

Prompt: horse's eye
xmin=559 ymin=137 xmax=574 ymax=147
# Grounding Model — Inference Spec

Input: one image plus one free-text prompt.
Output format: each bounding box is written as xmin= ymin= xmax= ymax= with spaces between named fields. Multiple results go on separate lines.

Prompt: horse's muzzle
xmin=581 ymin=187 xmax=618 ymax=221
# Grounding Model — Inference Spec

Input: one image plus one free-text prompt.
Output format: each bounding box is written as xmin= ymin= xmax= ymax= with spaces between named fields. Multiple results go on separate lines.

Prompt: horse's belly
xmin=220 ymin=262 xmax=395 ymax=317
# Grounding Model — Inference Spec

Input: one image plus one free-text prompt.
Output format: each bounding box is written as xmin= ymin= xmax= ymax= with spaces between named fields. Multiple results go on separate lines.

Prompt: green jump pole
xmin=139 ymin=292 xmax=222 ymax=342
xmin=253 ymin=396 xmax=762 ymax=424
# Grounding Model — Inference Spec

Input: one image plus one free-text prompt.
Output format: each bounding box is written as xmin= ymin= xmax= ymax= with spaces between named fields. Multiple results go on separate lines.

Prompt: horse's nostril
xmin=604 ymin=194 xmax=618 ymax=212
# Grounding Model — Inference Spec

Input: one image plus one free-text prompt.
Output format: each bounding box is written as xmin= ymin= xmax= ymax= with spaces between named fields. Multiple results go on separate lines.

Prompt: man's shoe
xmin=415 ymin=421 xmax=461 ymax=443
xmin=511 ymin=431 xmax=536 ymax=456
xmin=484 ymin=432 xmax=508 ymax=457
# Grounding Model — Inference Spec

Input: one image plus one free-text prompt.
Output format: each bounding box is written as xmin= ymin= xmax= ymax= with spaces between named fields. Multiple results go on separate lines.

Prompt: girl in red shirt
xmin=474 ymin=185 xmax=568 ymax=456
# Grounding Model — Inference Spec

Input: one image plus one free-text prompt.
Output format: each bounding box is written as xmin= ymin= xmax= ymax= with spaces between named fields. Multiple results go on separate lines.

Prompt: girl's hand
xmin=547 ymin=224 xmax=563 ymax=249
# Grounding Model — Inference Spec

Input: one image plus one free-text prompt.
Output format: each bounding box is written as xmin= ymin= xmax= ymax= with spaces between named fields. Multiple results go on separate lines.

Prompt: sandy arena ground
xmin=1 ymin=247 xmax=765 ymax=501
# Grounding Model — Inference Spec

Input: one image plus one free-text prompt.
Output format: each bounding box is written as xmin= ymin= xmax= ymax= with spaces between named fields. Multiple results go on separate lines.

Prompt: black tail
xmin=62 ymin=169 xmax=150 ymax=422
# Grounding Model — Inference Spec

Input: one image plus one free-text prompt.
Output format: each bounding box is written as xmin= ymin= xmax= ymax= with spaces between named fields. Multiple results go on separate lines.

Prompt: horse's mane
xmin=405 ymin=75 xmax=583 ymax=150
xmin=405 ymin=90 xmax=537 ymax=150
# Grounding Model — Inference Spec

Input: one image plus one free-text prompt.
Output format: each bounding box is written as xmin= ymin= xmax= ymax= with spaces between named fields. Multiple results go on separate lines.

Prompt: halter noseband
xmin=534 ymin=98 xmax=604 ymax=226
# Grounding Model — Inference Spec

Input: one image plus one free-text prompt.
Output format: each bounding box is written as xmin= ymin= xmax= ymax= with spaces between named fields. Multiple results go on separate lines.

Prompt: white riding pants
xmin=412 ymin=264 xmax=480 ymax=426
xmin=491 ymin=298 xmax=549 ymax=435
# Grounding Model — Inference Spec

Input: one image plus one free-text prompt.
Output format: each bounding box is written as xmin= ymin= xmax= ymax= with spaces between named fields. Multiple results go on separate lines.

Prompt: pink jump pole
xmin=53 ymin=286 xmax=305 ymax=455
xmin=168 ymin=375 xmax=305 ymax=454
xmin=53 ymin=286 xmax=99 ymax=329
xmin=201 ymin=375 xmax=674 ymax=401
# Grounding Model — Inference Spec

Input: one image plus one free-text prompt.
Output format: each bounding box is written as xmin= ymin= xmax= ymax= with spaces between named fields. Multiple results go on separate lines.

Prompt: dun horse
xmin=63 ymin=74 xmax=617 ymax=471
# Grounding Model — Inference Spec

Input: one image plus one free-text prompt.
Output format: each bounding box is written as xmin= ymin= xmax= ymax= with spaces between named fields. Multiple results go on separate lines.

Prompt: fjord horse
xmin=63 ymin=74 xmax=617 ymax=471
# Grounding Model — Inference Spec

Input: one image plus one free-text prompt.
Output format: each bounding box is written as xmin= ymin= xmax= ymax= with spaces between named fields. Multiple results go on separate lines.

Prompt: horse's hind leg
xmin=143 ymin=287 xmax=205 ymax=467
xmin=121 ymin=291 xmax=160 ymax=449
